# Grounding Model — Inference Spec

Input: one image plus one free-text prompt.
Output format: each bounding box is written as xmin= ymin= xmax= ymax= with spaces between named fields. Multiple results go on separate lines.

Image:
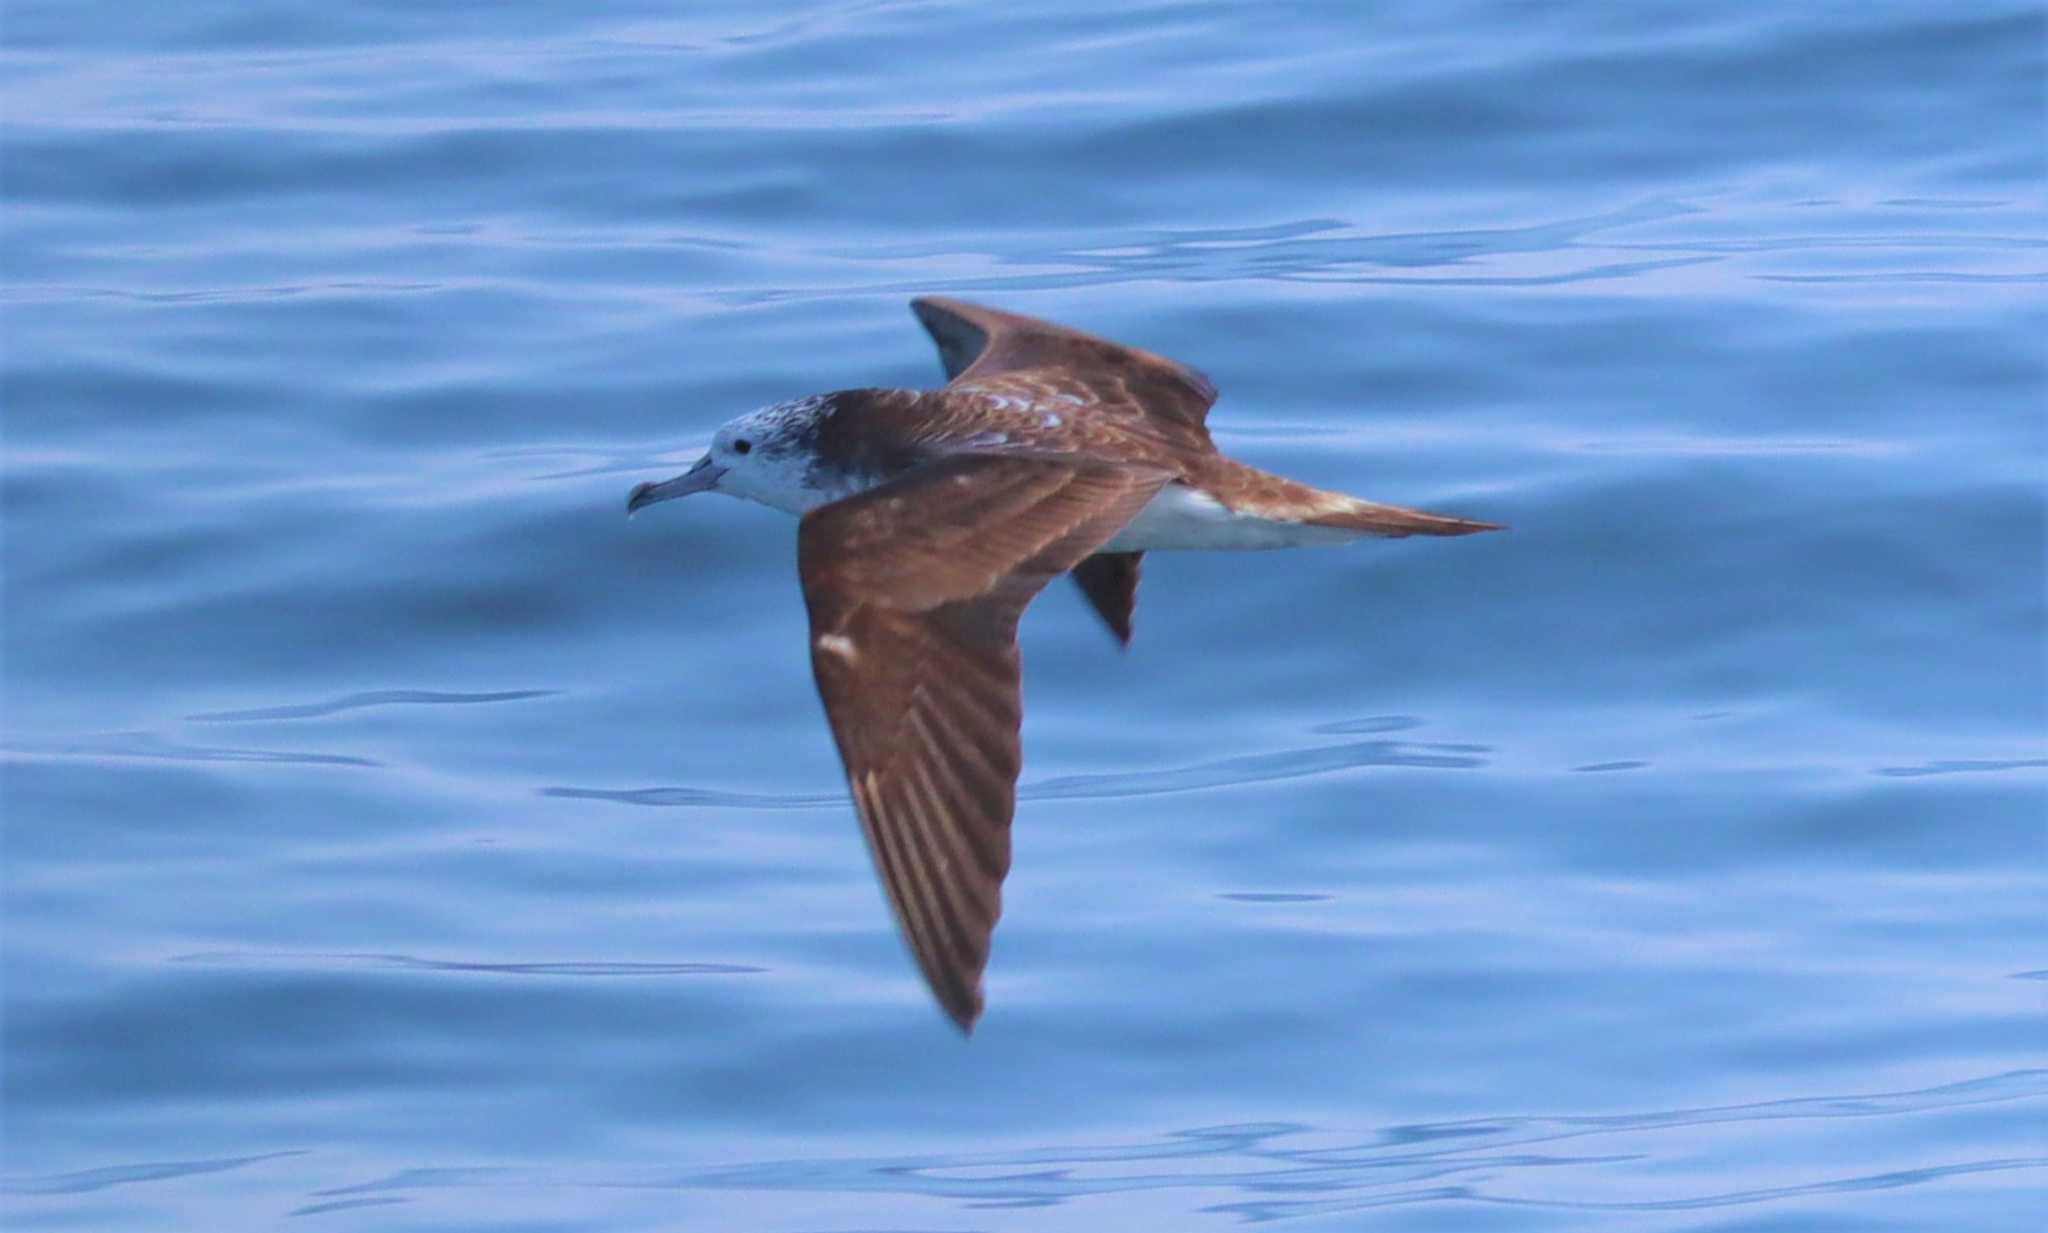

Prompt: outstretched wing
xmin=910 ymin=296 xmax=1219 ymax=438
xmin=797 ymin=453 xmax=1170 ymax=1030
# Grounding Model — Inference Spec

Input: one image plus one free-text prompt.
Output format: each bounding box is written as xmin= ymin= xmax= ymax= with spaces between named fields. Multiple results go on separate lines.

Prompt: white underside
xmin=1103 ymin=483 xmax=1359 ymax=551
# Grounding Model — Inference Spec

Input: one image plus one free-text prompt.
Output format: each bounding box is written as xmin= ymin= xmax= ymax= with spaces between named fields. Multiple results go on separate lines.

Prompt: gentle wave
xmin=122 ymin=1070 xmax=2027 ymax=1217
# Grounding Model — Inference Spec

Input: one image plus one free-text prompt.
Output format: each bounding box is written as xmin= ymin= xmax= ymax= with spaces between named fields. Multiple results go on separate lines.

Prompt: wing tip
xmin=909 ymin=297 xmax=993 ymax=382
xmin=910 ymin=294 xmax=985 ymax=331
xmin=944 ymin=997 xmax=984 ymax=1036
xmin=927 ymin=969 xmax=985 ymax=1034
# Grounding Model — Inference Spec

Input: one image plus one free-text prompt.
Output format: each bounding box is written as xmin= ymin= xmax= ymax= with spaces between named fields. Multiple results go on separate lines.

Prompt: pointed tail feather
xmin=1202 ymin=459 xmax=1499 ymax=540
xmin=1304 ymin=500 xmax=1501 ymax=538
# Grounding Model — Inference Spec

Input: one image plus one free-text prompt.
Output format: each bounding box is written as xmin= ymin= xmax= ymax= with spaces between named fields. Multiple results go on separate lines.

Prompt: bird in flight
xmin=627 ymin=297 xmax=1498 ymax=1031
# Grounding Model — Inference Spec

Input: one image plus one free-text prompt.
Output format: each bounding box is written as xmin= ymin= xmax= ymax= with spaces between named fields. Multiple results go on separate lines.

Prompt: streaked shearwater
xmin=627 ymin=297 xmax=1498 ymax=1031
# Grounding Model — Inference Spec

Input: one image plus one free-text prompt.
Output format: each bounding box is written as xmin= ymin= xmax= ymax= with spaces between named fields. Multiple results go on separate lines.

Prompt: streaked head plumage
xmin=627 ymin=393 xmax=840 ymax=516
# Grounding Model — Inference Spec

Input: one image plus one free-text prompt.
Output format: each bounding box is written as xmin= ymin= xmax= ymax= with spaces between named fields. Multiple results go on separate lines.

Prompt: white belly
xmin=1104 ymin=483 xmax=1359 ymax=551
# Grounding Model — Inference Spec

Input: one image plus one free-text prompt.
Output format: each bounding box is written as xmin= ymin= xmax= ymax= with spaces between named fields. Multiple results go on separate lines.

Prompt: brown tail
xmin=1305 ymin=498 xmax=1501 ymax=538
xmin=1192 ymin=457 xmax=1501 ymax=539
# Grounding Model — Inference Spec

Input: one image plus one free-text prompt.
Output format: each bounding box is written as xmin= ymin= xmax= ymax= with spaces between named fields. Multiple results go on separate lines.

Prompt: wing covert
xmin=910 ymin=296 xmax=1219 ymax=434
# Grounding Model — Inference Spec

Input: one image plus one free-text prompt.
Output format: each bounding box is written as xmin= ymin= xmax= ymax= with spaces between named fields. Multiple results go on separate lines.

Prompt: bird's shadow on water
xmin=16 ymin=1071 xmax=2035 ymax=1220
xmin=540 ymin=732 xmax=1489 ymax=811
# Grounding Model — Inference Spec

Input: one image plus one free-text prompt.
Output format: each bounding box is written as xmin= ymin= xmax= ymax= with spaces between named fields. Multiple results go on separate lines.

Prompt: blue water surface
xmin=4 ymin=2 xmax=2045 ymax=1229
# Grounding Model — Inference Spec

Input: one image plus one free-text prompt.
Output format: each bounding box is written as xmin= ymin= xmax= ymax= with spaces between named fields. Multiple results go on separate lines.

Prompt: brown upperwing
xmin=910 ymin=296 xmax=1218 ymax=435
xmin=797 ymin=453 xmax=1171 ymax=1031
xmin=909 ymin=297 xmax=1219 ymax=647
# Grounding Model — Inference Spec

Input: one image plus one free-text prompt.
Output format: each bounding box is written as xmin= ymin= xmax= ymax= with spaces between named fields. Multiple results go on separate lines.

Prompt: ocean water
xmin=4 ymin=1 xmax=2045 ymax=1228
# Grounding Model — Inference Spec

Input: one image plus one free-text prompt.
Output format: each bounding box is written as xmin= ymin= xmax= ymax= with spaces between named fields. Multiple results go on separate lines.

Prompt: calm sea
xmin=4 ymin=2 xmax=2044 ymax=1229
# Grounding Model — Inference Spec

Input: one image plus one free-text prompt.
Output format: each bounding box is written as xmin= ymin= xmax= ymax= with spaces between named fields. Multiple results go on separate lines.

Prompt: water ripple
xmin=1875 ymin=758 xmax=2048 ymax=778
xmin=0 ymin=731 xmax=377 ymax=768
xmin=713 ymin=197 xmax=2048 ymax=304
xmin=165 ymin=951 xmax=764 ymax=977
xmin=542 ymin=738 xmax=1488 ymax=811
xmin=1217 ymin=1158 xmax=2047 ymax=1222
xmin=300 ymin=1071 xmax=2048 ymax=1217
xmin=188 ymin=688 xmax=556 ymax=723
xmin=1308 ymin=714 xmax=1422 ymax=736
xmin=2 ymin=1151 xmax=307 ymax=1197
xmin=1023 ymin=739 xmax=1489 ymax=800
xmin=286 ymin=1197 xmax=409 ymax=1219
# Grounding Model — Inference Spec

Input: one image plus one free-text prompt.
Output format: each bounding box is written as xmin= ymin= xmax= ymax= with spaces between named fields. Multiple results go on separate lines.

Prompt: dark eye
xmin=732 ymin=438 xmax=752 ymax=455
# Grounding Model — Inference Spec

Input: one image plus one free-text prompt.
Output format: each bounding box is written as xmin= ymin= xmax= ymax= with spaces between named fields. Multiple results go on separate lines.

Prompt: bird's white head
xmin=627 ymin=394 xmax=839 ymax=517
